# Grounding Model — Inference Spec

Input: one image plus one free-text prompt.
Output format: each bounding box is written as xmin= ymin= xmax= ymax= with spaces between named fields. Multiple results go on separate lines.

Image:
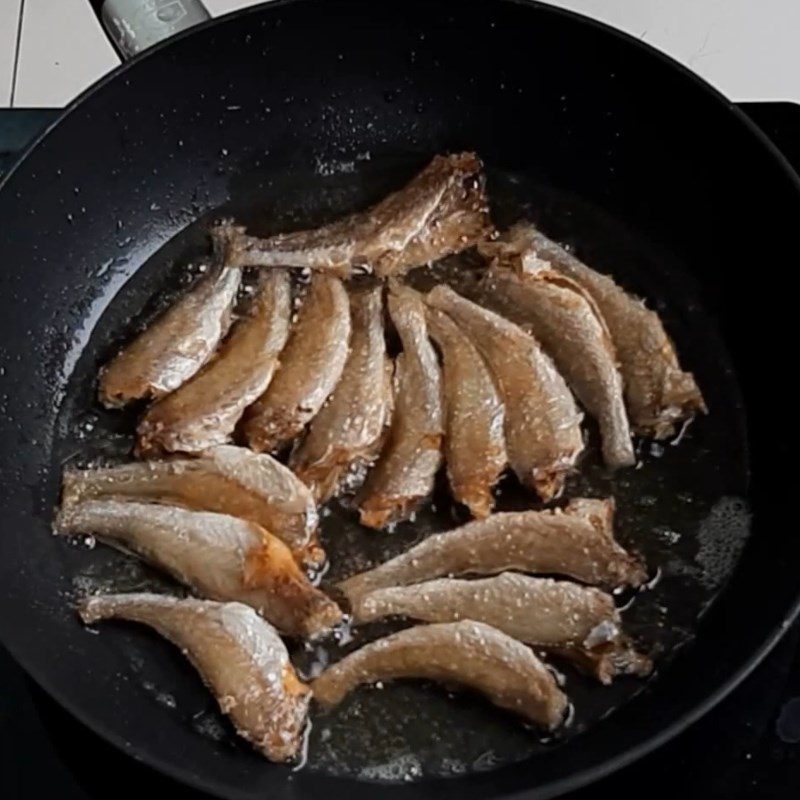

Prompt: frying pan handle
xmin=90 ymin=0 xmax=211 ymax=60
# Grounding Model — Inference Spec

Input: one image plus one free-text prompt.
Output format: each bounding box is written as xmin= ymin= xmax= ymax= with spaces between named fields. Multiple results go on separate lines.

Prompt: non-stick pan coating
xmin=1 ymin=1 xmax=799 ymax=799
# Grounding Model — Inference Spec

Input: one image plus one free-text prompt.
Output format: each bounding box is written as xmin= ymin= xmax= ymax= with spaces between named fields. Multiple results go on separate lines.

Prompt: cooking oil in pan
xmin=51 ymin=158 xmax=750 ymax=783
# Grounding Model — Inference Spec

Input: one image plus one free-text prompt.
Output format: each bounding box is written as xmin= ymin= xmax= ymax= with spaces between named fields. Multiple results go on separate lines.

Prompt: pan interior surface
xmin=52 ymin=158 xmax=748 ymax=781
xmin=0 ymin=1 xmax=797 ymax=798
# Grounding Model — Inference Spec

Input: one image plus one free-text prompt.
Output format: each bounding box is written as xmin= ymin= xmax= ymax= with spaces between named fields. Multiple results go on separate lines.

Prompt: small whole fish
xmin=426 ymin=307 xmax=507 ymax=517
xmin=477 ymin=230 xmax=635 ymax=468
xmin=339 ymin=498 xmax=646 ymax=604
xmin=427 ymin=285 xmax=583 ymax=500
xmin=61 ymin=444 xmax=323 ymax=568
xmin=98 ymin=267 xmax=241 ymax=408
xmin=56 ymin=499 xmax=342 ymax=637
xmin=243 ymin=274 xmax=351 ymax=454
xmin=137 ymin=269 xmax=291 ymax=456
xmin=79 ymin=594 xmax=311 ymax=761
xmin=311 ymin=620 xmax=568 ymax=729
xmin=98 ymin=258 xmax=241 ymax=408
xmin=356 ymin=284 xmax=443 ymax=529
xmin=289 ymin=285 xmax=393 ymax=503
xmin=221 ymin=153 xmax=493 ymax=278
xmin=504 ymin=222 xmax=706 ymax=438
xmin=352 ymin=573 xmax=652 ymax=683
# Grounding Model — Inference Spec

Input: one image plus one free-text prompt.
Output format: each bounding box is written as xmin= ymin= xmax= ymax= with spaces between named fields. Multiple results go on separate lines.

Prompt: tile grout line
xmin=9 ymin=0 xmax=27 ymax=108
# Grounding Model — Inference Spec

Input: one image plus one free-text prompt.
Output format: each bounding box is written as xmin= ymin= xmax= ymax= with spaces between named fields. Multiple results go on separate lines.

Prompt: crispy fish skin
xmin=222 ymin=153 xmax=492 ymax=278
xmin=505 ymin=223 xmax=705 ymax=438
xmin=339 ymin=498 xmax=646 ymax=603
xmin=426 ymin=307 xmax=506 ymax=518
xmin=289 ymin=285 xmax=392 ymax=502
xmin=427 ymin=285 xmax=583 ymax=499
xmin=476 ymin=236 xmax=635 ymax=468
xmin=547 ymin=641 xmax=653 ymax=685
xmin=356 ymin=284 xmax=443 ymax=529
xmin=353 ymin=573 xmax=651 ymax=684
xmin=137 ymin=270 xmax=291 ymax=456
xmin=353 ymin=574 xmax=613 ymax=642
xmin=78 ymin=594 xmax=311 ymax=761
xmin=61 ymin=444 xmax=322 ymax=568
xmin=56 ymin=500 xmax=342 ymax=637
xmin=311 ymin=620 xmax=567 ymax=729
xmin=243 ymin=274 xmax=351 ymax=454
xmin=98 ymin=263 xmax=241 ymax=409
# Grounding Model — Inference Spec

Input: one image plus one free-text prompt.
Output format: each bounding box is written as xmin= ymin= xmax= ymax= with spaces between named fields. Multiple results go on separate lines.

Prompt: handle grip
xmin=90 ymin=0 xmax=211 ymax=60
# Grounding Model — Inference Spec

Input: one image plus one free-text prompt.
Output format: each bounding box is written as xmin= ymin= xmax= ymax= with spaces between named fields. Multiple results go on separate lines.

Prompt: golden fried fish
xmin=61 ymin=444 xmax=322 ymax=568
xmin=426 ymin=307 xmax=507 ymax=517
xmin=339 ymin=498 xmax=646 ymax=603
xmin=477 ymin=231 xmax=634 ymax=467
xmin=57 ymin=500 xmax=341 ymax=637
xmin=221 ymin=153 xmax=492 ymax=278
xmin=356 ymin=284 xmax=443 ymax=528
xmin=79 ymin=594 xmax=311 ymax=761
xmin=137 ymin=269 xmax=291 ymax=456
xmin=427 ymin=285 xmax=583 ymax=499
xmin=289 ymin=285 xmax=392 ymax=502
xmin=353 ymin=573 xmax=651 ymax=683
xmin=311 ymin=620 xmax=567 ymax=729
xmin=243 ymin=274 xmax=351 ymax=454
xmin=501 ymin=222 xmax=705 ymax=438
xmin=98 ymin=260 xmax=240 ymax=408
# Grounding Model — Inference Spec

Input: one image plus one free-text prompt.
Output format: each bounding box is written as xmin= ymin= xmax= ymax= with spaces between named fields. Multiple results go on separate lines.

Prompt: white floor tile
xmin=13 ymin=0 xmax=118 ymax=108
xmin=0 ymin=0 xmax=22 ymax=106
xmin=552 ymin=0 xmax=800 ymax=102
xmin=5 ymin=1 xmax=800 ymax=108
xmin=8 ymin=0 xmax=256 ymax=108
xmin=204 ymin=0 xmax=255 ymax=14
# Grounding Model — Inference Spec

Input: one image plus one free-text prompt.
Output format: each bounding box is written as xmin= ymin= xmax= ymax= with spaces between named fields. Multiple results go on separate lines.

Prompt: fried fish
xmin=137 ymin=269 xmax=291 ymax=456
xmin=427 ymin=285 xmax=583 ymax=499
xmin=339 ymin=498 xmax=646 ymax=603
xmin=477 ymin=232 xmax=634 ymax=467
xmin=79 ymin=594 xmax=311 ymax=761
xmin=57 ymin=499 xmax=341 ymax=637
xmin=353 ymin=573 xmax=651 ymax=683
xmin=61 ymin=444 xmax=322 ymax=568
xmin=98 ymin=261 xmax=240 ymax=409
xmin=500 ymin=223 xmax=705 ymax=438
xmin=356 ymin=284 xmax=443 ymax=528
xmin=243 ymin=274 xmax=351 ymax=454
xmin=311 ymin=620 xmax=567 ymax=729
xmin=426 ymin=307 xmax=507 ymax=517
xmin=289 ymin=285 xmax=392 ymax=502
xmin=221 ymin=153 xmax=492 ymax=278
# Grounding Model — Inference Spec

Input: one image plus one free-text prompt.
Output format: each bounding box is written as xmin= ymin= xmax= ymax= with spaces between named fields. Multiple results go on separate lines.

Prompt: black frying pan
xmin=1 ymin=1 xmax=799 ymax=798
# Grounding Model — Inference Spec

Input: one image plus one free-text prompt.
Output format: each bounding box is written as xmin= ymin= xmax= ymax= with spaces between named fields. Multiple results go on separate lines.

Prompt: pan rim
xmin=2 ymin=0 xmax=799 ymax=798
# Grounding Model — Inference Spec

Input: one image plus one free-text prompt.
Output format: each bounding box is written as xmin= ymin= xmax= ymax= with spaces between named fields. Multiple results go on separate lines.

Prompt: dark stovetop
xmin=2 ymin=104 xmax=800 ymax=800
